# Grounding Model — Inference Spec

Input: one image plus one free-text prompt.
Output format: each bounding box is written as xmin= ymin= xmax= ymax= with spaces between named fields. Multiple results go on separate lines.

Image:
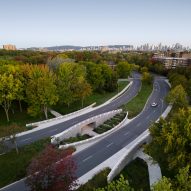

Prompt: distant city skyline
xmin=0 ymin=0 xmax=191 ymax=48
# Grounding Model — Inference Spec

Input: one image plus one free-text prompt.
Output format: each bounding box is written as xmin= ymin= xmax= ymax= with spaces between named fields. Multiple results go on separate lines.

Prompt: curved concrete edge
xmin=165 ymin=79 xmax=171 ymax=88
xmin=107 ymin=129 xmax=150 ymax=182
xmin=107 ymin=103 xmax=172 ymax=182
xmin=134 ymin=149 xmax=162 ymax=187
xmin=51 ymin=109 xmax=122 ymax=145
xmin=59 ymin=111 xmax=128 ymax=150
xmin=92 ymin=81 xmax=132 ymax=111
xmin=26 ymin=103 xmax=96 ymax=127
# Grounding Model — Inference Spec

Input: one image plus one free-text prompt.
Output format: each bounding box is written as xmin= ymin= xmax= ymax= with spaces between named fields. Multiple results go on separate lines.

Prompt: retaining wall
xmin=51 ymin=109 xmax=122 ymax=145
xmin=26 ymin=103 xmax=96 ymax=128
xmin=59 ymin=111 xmax=128 ymax=150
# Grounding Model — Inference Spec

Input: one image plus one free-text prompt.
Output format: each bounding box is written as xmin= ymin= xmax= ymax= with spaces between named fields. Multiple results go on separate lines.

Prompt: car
xmin=151 ymin=102 xmax=158 ymax=107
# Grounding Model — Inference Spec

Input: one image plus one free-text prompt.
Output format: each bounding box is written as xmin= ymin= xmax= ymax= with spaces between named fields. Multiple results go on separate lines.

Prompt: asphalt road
xmin=75 ymin=78 xmax=169 ymax=177
xmin=0 ymin=76 xmax=169 ymax=191
xmin=4 ymin=72 xmax=142 ymax=148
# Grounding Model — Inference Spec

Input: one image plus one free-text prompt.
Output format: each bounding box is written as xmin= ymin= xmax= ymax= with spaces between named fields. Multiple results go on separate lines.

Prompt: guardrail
xmin=59 ymin=111 xmax=128 ymax=150
xmin=26 ymin=103 xmax=96 ymax=128
xmin=51 ymin=109 xmax=122 ymax=145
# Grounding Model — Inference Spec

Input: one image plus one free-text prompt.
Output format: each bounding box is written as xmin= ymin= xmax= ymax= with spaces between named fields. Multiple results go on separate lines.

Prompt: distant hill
xmin=27 ymin=45 xmax=133 ymax=51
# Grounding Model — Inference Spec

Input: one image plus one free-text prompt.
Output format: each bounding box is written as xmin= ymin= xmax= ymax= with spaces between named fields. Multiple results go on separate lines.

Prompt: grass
xmin=53 ymin=81 xmax=129 ymax=115
xmin=122 ymin=82 xmax=153 ymax=118
xmin=94 ymin=112 xmax=126 ymax=134
xmin=0 ymin=104 xmax=54 ymax=138
xmin=116 ymin=158 xmax=150 ymax=191
xmin=61 ymin=134 xmax=92 ymax=144
xmin=0 ymin=138 xmax=50 ymax=188
xmin=77 ymin=168 xmax=111 ymax=191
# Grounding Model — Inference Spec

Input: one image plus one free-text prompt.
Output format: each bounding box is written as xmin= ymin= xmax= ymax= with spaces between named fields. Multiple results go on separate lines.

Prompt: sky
xmin=0 ymin=0 xmax=191 ymax=48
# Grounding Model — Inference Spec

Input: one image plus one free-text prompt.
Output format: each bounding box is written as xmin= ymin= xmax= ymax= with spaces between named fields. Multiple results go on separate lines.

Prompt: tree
xmin=145 ymin=108 xmax=191 ymax=173
xmin=142 ymin=72 xmax=153 ymax=84
xmin=26 ymin=65 xmax=58 ymax=119
xmin=116 ymin=62 xmax=132 ymax=78
xmin=0 ymin=73 xmax=21 ymax=122
xmin=166 ymin=85 xmax=188 ymax=109
xmin=76 ymin=77 xmax=92 ymax=107
xmin=95 ymin=175 xmax=133 ymax=191
xmin=140 ymin=66 xmax=148 ymax=73
xmin=152 ymin=166 xmax=191 ymax=191
xmin=26 ymin=145 xmax=77 ymax=191
xmin=152 ymin=177 xmax=173 ymax=191
xmin=57 ymin=62 xmax=91 ymax=107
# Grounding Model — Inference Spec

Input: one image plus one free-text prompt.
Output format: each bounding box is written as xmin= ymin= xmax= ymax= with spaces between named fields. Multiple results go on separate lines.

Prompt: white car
xmin=151 ymin=102 xmax=158 ymax=107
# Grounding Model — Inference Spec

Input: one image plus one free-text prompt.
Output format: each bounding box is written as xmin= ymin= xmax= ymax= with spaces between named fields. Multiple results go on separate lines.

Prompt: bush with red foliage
xmin=26 ymin=145 xmax=77 ymax=191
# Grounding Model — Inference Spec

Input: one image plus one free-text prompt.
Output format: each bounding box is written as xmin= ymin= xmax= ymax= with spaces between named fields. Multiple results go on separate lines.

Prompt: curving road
xmin=5 ymin=73 xmax=142 ymax=148
xmin=0 ymin=76 xmax=170 ymax=191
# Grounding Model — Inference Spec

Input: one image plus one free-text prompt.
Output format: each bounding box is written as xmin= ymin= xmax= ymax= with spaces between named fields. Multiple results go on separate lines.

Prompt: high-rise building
xmin=3 ymin=44 xmax=16 ymax=50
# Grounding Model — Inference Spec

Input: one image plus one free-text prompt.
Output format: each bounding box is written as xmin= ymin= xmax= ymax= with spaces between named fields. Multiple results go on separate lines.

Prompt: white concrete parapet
xmin=107 ymin=129 xmax=150 ymax=182
xmin=59 ymin=111 xmax=128 ymax=150
xmin=26 ymin=103 xmax=96 ymax=128
xmin=51 ymin=109 xmax=122 ymax=145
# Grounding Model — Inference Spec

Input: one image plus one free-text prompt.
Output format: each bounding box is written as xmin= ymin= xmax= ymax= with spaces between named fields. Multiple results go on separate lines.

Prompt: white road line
xmin=20 ymin=138 xmax=31 ymax=142
xmin=137 ymin=122 xmax=141 ymax=127
xmin=83 ymin=155 xmax=93 ymax=162
xmin=124 ymin=132 xmax=129 ymax=136
xmin=106 ymin=143 xmax=113 ymax=147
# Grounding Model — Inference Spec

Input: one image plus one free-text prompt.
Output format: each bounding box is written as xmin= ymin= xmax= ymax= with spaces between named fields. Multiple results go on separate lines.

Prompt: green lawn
xmin=53 ymin=81 xmax=129 ymax=115
xmin=0 ymin=104 xmax=53 ymax=138
xmin=117 ymin=158 xmax=150 ymax=191
xmin=0 ymin=138 xmax=50 ymax=188
xmin=122 ymin=82 xmax=153 ymax=118
xmin=77 ymin=168 xmax=111 ymax=191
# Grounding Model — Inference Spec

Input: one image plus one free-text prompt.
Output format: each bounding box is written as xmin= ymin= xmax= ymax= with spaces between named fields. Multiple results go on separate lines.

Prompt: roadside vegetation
xmin=0 ymin=138 xmax=50 ymax=188
xmin=77 ymin=168 xmax=111 ymax=191
xmin=94 ymin=112 xmax=126 ymax=134
xmin=61 ymin=134 xmax=92 ymax=144
xmin=116 ymin=158 xmax=150 ymax=191
xmin=122 ymin=82 xmax=153 ymax=118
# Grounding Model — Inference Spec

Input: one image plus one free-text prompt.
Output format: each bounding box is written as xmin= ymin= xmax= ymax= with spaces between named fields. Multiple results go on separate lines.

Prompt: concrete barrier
xmin=93 ymin=81 xmax=132 ymax=109
xmin=26 ymin=103 xmax=96 ymax=128
xmin=59 ymin=111 xmax=128 ymax=150
xmin=107 ymin=129 xmax=150 ymax=182
xmin=51 ymin=109 xmax=122 ymax=145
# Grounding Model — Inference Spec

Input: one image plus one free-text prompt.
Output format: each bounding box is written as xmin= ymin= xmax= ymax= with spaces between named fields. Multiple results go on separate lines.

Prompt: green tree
xmin=166 ymin=85 xmax=188 ymax=109
xmin=26 ymin=65 xmax=58 ymax=119
xmin=146 ymin=109 xmax=191 ymax=173
xmin=57 ymin=62 xmax=88 ymax=107
xmin=152 ymin=177 xmax=173 ymax=191
xmin=76 ymin=77 xmax=92 ymax=107
xmin=142 ymin=72 xmax=153 ymax=84
xmin=116 ymin=62 xmax=132 ymax=78
xmin=95 ymin=175 xmax=133 ymax=191
xmin=0 ymin=73 xmax=21 ymax=122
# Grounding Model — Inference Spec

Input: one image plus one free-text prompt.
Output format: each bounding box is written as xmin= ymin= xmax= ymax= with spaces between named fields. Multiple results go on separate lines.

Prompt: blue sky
xmin=0 ymin=0 xmax=191 ymax=48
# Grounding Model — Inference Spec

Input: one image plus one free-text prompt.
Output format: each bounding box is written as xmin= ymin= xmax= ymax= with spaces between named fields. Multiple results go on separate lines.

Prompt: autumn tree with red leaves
xmin=26 ymin=145 xmax=77 ymax=191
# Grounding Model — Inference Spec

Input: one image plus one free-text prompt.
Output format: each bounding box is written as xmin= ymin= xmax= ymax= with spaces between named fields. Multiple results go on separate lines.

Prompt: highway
xmin=0 ymin=76 xmax=169 ymax=191
xmin=5 ymin=73 xmax=142 ymax=148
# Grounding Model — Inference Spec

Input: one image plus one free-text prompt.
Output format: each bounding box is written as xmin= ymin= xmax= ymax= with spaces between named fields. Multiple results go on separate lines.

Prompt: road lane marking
xmin=83 ymin=155 xmax=93 ymax=162
xmin=137 ymin=122 xmax=141 ymax=127
xmin=106 ymin=143 xmax=113 ymax=147
xmin=21 ymin=138 xmax=31 ymax=142
xmin=124 ymin=132 xmax=129 ymax=136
